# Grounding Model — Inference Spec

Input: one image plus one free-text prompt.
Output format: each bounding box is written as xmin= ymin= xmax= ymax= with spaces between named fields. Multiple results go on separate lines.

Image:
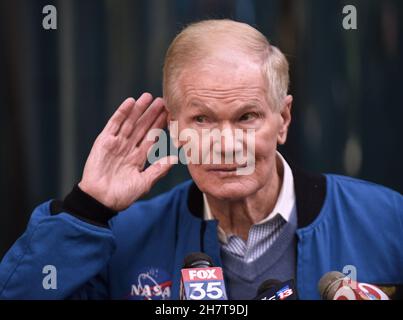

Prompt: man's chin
xmin=201 ymin=180 xmax=259 ymax=201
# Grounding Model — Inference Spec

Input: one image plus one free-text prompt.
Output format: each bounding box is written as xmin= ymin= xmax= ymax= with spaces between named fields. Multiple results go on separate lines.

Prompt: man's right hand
xmin=78 ymin=93 xmax=177 ymax=211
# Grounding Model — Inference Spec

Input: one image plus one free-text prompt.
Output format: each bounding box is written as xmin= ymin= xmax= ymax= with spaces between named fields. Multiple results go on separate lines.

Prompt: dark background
xmin=0 ymin=0 xmax=402 ymax=257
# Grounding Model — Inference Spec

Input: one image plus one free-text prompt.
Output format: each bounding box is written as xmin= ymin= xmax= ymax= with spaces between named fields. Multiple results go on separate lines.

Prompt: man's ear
xmin=164 ymin=98 xmax=174 ymax=129
xmin=166 ymin=105 xmax=180 ymax=149
xmin=277 ymin=95 xmax=293 ymax=145
xmin=166 ymin=108 xmax=174 ymax=128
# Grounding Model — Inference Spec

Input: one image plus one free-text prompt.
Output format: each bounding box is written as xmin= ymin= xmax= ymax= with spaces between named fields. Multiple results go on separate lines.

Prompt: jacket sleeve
xmin=0 ymin=187 xmax=117 ymax=299
xmin=394 ymin=191 xmax=403 ymax=266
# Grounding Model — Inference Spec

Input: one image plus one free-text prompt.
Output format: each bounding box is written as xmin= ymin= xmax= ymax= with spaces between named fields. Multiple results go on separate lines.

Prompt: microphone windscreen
xmin=183 ymin=252 xmax=214 ymax=268
xmin=256 ymin=279 xmax=282 ymax=296
xmin=318 ymin=271 xmax=345 ymax=299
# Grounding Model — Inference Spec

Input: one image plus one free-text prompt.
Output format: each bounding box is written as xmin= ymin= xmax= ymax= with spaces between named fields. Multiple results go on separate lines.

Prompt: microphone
xmin=254 ymin=279 xmax=297 ymax=300
xmin=180 ymin=252 xmax=228 ymax=300
xmin=318 ymin=271 xmax=390 ymax=300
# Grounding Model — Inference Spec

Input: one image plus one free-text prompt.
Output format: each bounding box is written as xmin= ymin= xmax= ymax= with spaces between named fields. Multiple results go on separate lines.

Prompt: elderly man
xmin=0 ymin=19 xmax=402 ymax=300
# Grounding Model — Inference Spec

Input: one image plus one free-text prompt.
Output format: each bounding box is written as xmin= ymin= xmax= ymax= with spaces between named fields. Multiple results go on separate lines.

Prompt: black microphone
xmin=256 ymin=279 xmax=282 ymax=297
xmin=180 ymin=252 xmax=228 ymax=300
xmin=183 ymin=252 xmax=214 ymax=268
xmin=254 ymin=279 xmax=297 ymax=300
xmin=318 ymin=271 xmax=390 ymax=300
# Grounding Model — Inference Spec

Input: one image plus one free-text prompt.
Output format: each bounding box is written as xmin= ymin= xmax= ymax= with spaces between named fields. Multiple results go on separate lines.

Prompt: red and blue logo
xmin=181 ymin=267 xmax=227 ymax=300
xmin=276 ymin=285 xmax=294 ymax=300
xmin=128 ymin=267 xmax=172 ymax=300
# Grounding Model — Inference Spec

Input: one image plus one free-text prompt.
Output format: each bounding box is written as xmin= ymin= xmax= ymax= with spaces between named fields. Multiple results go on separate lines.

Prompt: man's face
xmin=168 ymin=50 xmax=291 ymax=200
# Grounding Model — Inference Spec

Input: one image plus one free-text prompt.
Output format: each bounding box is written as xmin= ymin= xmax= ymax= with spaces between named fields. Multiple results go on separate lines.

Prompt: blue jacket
xmin=0 ymin=170 xmax=402 ymax=299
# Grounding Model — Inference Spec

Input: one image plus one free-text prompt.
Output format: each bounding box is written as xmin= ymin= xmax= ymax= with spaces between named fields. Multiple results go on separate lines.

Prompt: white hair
xmin=163 ymin=19 xmax=290 ymax=112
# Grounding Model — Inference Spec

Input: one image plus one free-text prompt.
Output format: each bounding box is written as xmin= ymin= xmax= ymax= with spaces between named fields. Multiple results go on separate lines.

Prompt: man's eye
xmin=239 ymin=113 xmax=256 ymax=122
xmin=194 ymin=115 xmax=208 ymax=123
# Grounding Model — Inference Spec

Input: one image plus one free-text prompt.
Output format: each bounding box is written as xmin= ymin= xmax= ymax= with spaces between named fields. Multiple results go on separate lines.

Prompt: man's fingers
xmin=135 ymin=110 xmax=168 ymax=161
xmin=103 ymin=97 xmax=136 ymax=136
xmin=142 ymin=155 xmax=178 ymax=191
xmin=129 ymin=97 xmax=166 ymax=145
xmin=119 ymin=93 xmax=154 ymax=138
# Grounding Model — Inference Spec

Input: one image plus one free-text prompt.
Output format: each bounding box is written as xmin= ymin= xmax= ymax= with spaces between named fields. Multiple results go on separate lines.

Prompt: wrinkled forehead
xmin=179 ymin=55 xmax=267 ymax=100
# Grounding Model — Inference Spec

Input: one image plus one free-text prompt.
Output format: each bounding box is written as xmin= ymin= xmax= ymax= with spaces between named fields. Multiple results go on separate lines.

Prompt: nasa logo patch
xmin=128 ymin=267 xmax=172 ymax=300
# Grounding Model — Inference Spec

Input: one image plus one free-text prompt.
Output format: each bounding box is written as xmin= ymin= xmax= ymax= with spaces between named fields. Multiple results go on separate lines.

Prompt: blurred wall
xmin=0 ymin=0 xmax=402 ymax=257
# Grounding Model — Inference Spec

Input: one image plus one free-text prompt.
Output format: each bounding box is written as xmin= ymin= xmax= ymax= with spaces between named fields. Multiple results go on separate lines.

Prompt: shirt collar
xmin=257 ymin=151 xmax=295 ymax=224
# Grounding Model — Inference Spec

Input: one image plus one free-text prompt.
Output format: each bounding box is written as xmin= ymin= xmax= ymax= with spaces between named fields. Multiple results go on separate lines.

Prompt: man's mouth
xmin=206 ymin=164 xmax=247 ymax=172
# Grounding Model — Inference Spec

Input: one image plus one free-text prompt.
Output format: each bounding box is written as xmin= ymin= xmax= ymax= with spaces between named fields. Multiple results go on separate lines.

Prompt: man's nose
xmin=213 ymin=124 xmax=244 ymax=157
